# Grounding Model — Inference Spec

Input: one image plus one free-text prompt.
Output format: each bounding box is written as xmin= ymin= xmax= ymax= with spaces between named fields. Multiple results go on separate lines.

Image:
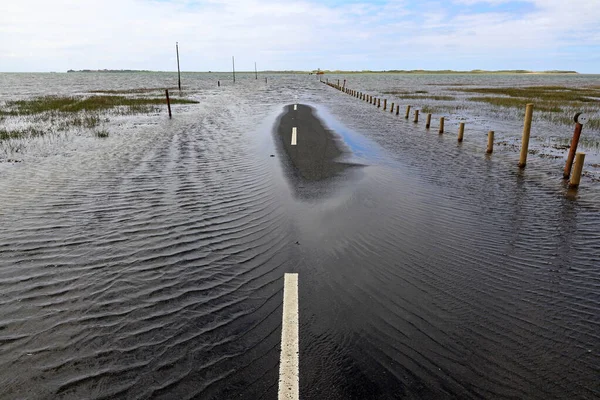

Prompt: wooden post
xmin=218 ymin=80 xmax=220 ymax=87
xmin=564 ymin=121 xmax=584 ymax=179
xmin=255 ymin=62 xmax=258 ymax=79
xmin=458 ymin=122 xmax=465 ymax=142
xmin=413 ymin=109 xmax=419 ymax=123
xmin=438 ymin=117 xmax=444 ymax=134
xmin=426 ymin=113 xmax=432 ymax=129
xmin=405 ymin=105 xmax=411 ymax=119
xmin=232 ymin=56 xmax=236 ymax=83
xmin=176 ymin=42 xmax=181 ymax=91
xmin=165 ymin=89 xmax=172 ymax=119
xmin=396 ymin=105 xmax=399 ymax=115
xmin=390 ymin=102 xmax=394 ymax=113
xmin=569 ymin=152 xmax=586 ymax=188
xmin=518 ymin=104 xmax=534 ymax=168
xmin=486 ymin=131 xmax=494 ymax=153
xmin=265 ymin=77 xmax=268 ymax=84
xmin=383 ymin=99 xmax=387 ymax=110
xmin=377 ymin=98 xmax=381 ymax=108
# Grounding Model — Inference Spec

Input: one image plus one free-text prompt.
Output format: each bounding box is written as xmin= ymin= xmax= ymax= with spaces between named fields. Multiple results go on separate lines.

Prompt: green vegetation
xmin=461 ymin=86 xmax=600 ymax=129
xmin=91 ymin=87 xmax=179 ymax=94
xmin=1 ymin=95 xmax=198 ymax=116
xmin=0 ymin=94 xmax=199 ymax=144
xmin=382 ymin=91 xmax=455 ymax=101
xmin=95 ymin=130 xmax=109 ymax=138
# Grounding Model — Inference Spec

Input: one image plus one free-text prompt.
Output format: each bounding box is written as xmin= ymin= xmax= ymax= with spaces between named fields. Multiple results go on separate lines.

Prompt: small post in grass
xmin=564 ymin=113 xmax=588 ymax=179
xmin=458 ymin=122 xmax=465 ymax=142
xmin=165 ymin=89 xmax=172 ymax=119
xmin=405 ymin=105 xmax=411 ymax=119
xmin=486 ymin=131 xmax=494 ymax=153
xmin=518 ymin=103 xmax=534 ymax=168
xmin=439 ymin=117 xmax=444 ymax=134
xmin=426 ymin=113 xmax=432 ymax=129
xmin=413 ymin=109 xmax=419 ymax=123
xmin=569 ymin=152 xmax=586 ymax=188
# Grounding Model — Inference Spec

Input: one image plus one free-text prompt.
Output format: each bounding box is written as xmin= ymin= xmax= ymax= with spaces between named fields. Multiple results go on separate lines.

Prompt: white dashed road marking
xmin=278 ymin=273 xmax=299 ymax=400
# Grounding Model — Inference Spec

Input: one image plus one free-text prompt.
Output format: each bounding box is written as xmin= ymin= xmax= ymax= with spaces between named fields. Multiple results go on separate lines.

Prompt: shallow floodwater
xmin=0 ymin=73 xmax=599 ymax=399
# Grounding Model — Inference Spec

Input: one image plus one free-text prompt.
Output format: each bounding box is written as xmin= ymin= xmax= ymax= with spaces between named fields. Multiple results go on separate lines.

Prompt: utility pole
xmin=176 ymin=42 xmax=181 ymax=91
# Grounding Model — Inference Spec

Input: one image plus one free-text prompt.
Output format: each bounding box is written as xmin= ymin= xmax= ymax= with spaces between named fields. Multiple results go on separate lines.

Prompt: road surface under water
xmin=0 ymin=74 xmax=599 ymax=399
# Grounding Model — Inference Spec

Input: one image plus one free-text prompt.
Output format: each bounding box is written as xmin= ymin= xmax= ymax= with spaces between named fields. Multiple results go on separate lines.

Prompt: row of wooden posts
xmin=323 ymin=79 xmax=587 ymax=189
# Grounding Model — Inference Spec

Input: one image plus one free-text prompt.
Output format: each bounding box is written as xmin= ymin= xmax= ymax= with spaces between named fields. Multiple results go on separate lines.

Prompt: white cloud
xmin=0 ymin=0 xmax=598 ymax=72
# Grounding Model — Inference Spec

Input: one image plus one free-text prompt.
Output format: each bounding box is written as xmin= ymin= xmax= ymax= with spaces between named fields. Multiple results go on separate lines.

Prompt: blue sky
xmin=1 ymin=0 xmax=599 ymax=73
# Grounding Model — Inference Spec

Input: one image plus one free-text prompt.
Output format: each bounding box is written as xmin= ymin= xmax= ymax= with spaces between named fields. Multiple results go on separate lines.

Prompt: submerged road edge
xmin=278 ymin=273 xmax=299 ymax=400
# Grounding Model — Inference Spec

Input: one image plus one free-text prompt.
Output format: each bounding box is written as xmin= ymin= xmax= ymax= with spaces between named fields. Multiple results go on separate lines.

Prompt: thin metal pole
xmin=176 ymin=42 xmax=181 ymax=91
xmin=255 ymin=62 xmax=258 ymax=79
xmin=232 ymin=56 xmax=236 ymax=83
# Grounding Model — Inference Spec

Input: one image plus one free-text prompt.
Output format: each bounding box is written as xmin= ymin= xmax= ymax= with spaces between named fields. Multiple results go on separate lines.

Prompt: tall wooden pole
xmin=232 ymin=56 xmax=236 ymax=83
xmin=176 ymin=42 xmax=181 ymax=91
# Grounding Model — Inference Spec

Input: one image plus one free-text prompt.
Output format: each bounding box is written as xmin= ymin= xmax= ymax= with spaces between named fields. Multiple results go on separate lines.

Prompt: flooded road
xmin=0 ymin=73 xmax=599 ymax=399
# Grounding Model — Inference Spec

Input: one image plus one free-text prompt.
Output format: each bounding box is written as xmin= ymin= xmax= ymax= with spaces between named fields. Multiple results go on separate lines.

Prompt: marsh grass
xmin=1 ymin=95 xmax=198 ymax=116
xmin=382 ymin=91 xmax=456 ymax=101
xmin=90 ymin=87 xmax=179 ymax=94
xmin=460 ymin=86 xmax=600 ymax=130
xmin=95 ymin=130 xmax=109 ymax=138
xmin=0 ymin=128 xmax=47 ymax=141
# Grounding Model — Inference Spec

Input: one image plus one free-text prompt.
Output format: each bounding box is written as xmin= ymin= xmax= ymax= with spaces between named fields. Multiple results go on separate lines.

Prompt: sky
xmin=1 ymin=0 xmax=599 ymax=73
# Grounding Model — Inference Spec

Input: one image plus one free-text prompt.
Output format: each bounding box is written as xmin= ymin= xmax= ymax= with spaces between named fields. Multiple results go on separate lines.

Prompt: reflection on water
xmin=0 ymin=73 xmax=598 ymax=399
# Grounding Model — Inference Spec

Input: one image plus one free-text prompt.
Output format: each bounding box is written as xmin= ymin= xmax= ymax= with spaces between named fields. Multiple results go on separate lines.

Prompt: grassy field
xmin=460 ymin=86 xmax=600 ymax=129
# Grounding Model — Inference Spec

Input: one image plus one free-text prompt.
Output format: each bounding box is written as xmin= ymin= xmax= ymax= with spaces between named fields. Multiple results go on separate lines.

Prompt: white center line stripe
xmin=294 ymin=104 xmax=297 ymax=110
xmin=278 ymin=273 xmax=299 ymax=400
xmin=291 ymin=127 xmax=297 ymax=146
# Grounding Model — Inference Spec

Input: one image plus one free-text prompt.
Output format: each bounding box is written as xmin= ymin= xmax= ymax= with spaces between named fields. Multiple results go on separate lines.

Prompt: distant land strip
xmin=66 ymin=69 xmax=579 ymax=74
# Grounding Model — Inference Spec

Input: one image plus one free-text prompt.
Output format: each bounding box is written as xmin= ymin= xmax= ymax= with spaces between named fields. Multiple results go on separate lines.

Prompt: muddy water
xmin=0 ymin=73 xmax=599 ymax=399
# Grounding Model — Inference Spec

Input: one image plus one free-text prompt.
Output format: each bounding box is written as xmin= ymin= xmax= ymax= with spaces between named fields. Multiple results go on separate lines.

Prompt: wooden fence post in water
xmin=413 ymin=110 xmax=419 ymax=123
xmin=218 ymin=80 xmax=220 ymax=87
xmin=426 ymin=113 xmax=432 ymax=129
xmin=458 ymin=122 xmax=465 ymax=142
xmin=378 ymin=98 xmax=381 ymax=108
xmin=176 ymin=42 xmax=181 ymax=91
xmin=439 ymin=117 xmax=444 ymax=134
xmin=569 ymin=152 xmax=586 ymax=188
xmin=405 ymin=105 xmax=411 ymax=119
xmin=165 ymin=89 xmax=172 ymax=119
xmin=487 ymin=131 xmax=494 ymax=153
xmin=390 ymin=102 xmax=394 ymax=113
xmin=396 ymin=105 xmax=399 ymax=115
xmin=564 ymin=113 xmax=588 ymax=179
xmin=518 ymin=103 xmax=534 ymax=168
xmin=383 ymin=99 xmax=387 ymax=110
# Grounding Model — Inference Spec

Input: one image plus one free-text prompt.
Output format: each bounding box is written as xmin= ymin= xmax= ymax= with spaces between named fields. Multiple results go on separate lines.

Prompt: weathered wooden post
xmin=165 ymin=89 xmax=172 ymax=119
xmin=218 ymin=80 xmax=220 ymax=87
xmin=396 ymin=105 xmax=399 ymax=115
xmin=518 ymin=104 xmax=534 ymax=168
xmin=439 ymin=117 xmax=445 ymax=134
xmin=377 ymin=98 xmax=381 ymax=108
xmin=426 ymin=113 xmax=432 ymax=129
xmin=413 ymin=109 xmax=419 ymax=123
xmin=569 ymin=152 xmax=586 ymax=188
xmin=390 ymin=102 xmax=394 ymax=113
xmin=564 ymin=113 xmax=588 ymax=179
xmin=383 ymin=99 xmax=387 ymax=110
xmin=458 ymin=122 xmax=465 ymax=142
xmin=486 ymin=131 xmax=494 ymax=153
